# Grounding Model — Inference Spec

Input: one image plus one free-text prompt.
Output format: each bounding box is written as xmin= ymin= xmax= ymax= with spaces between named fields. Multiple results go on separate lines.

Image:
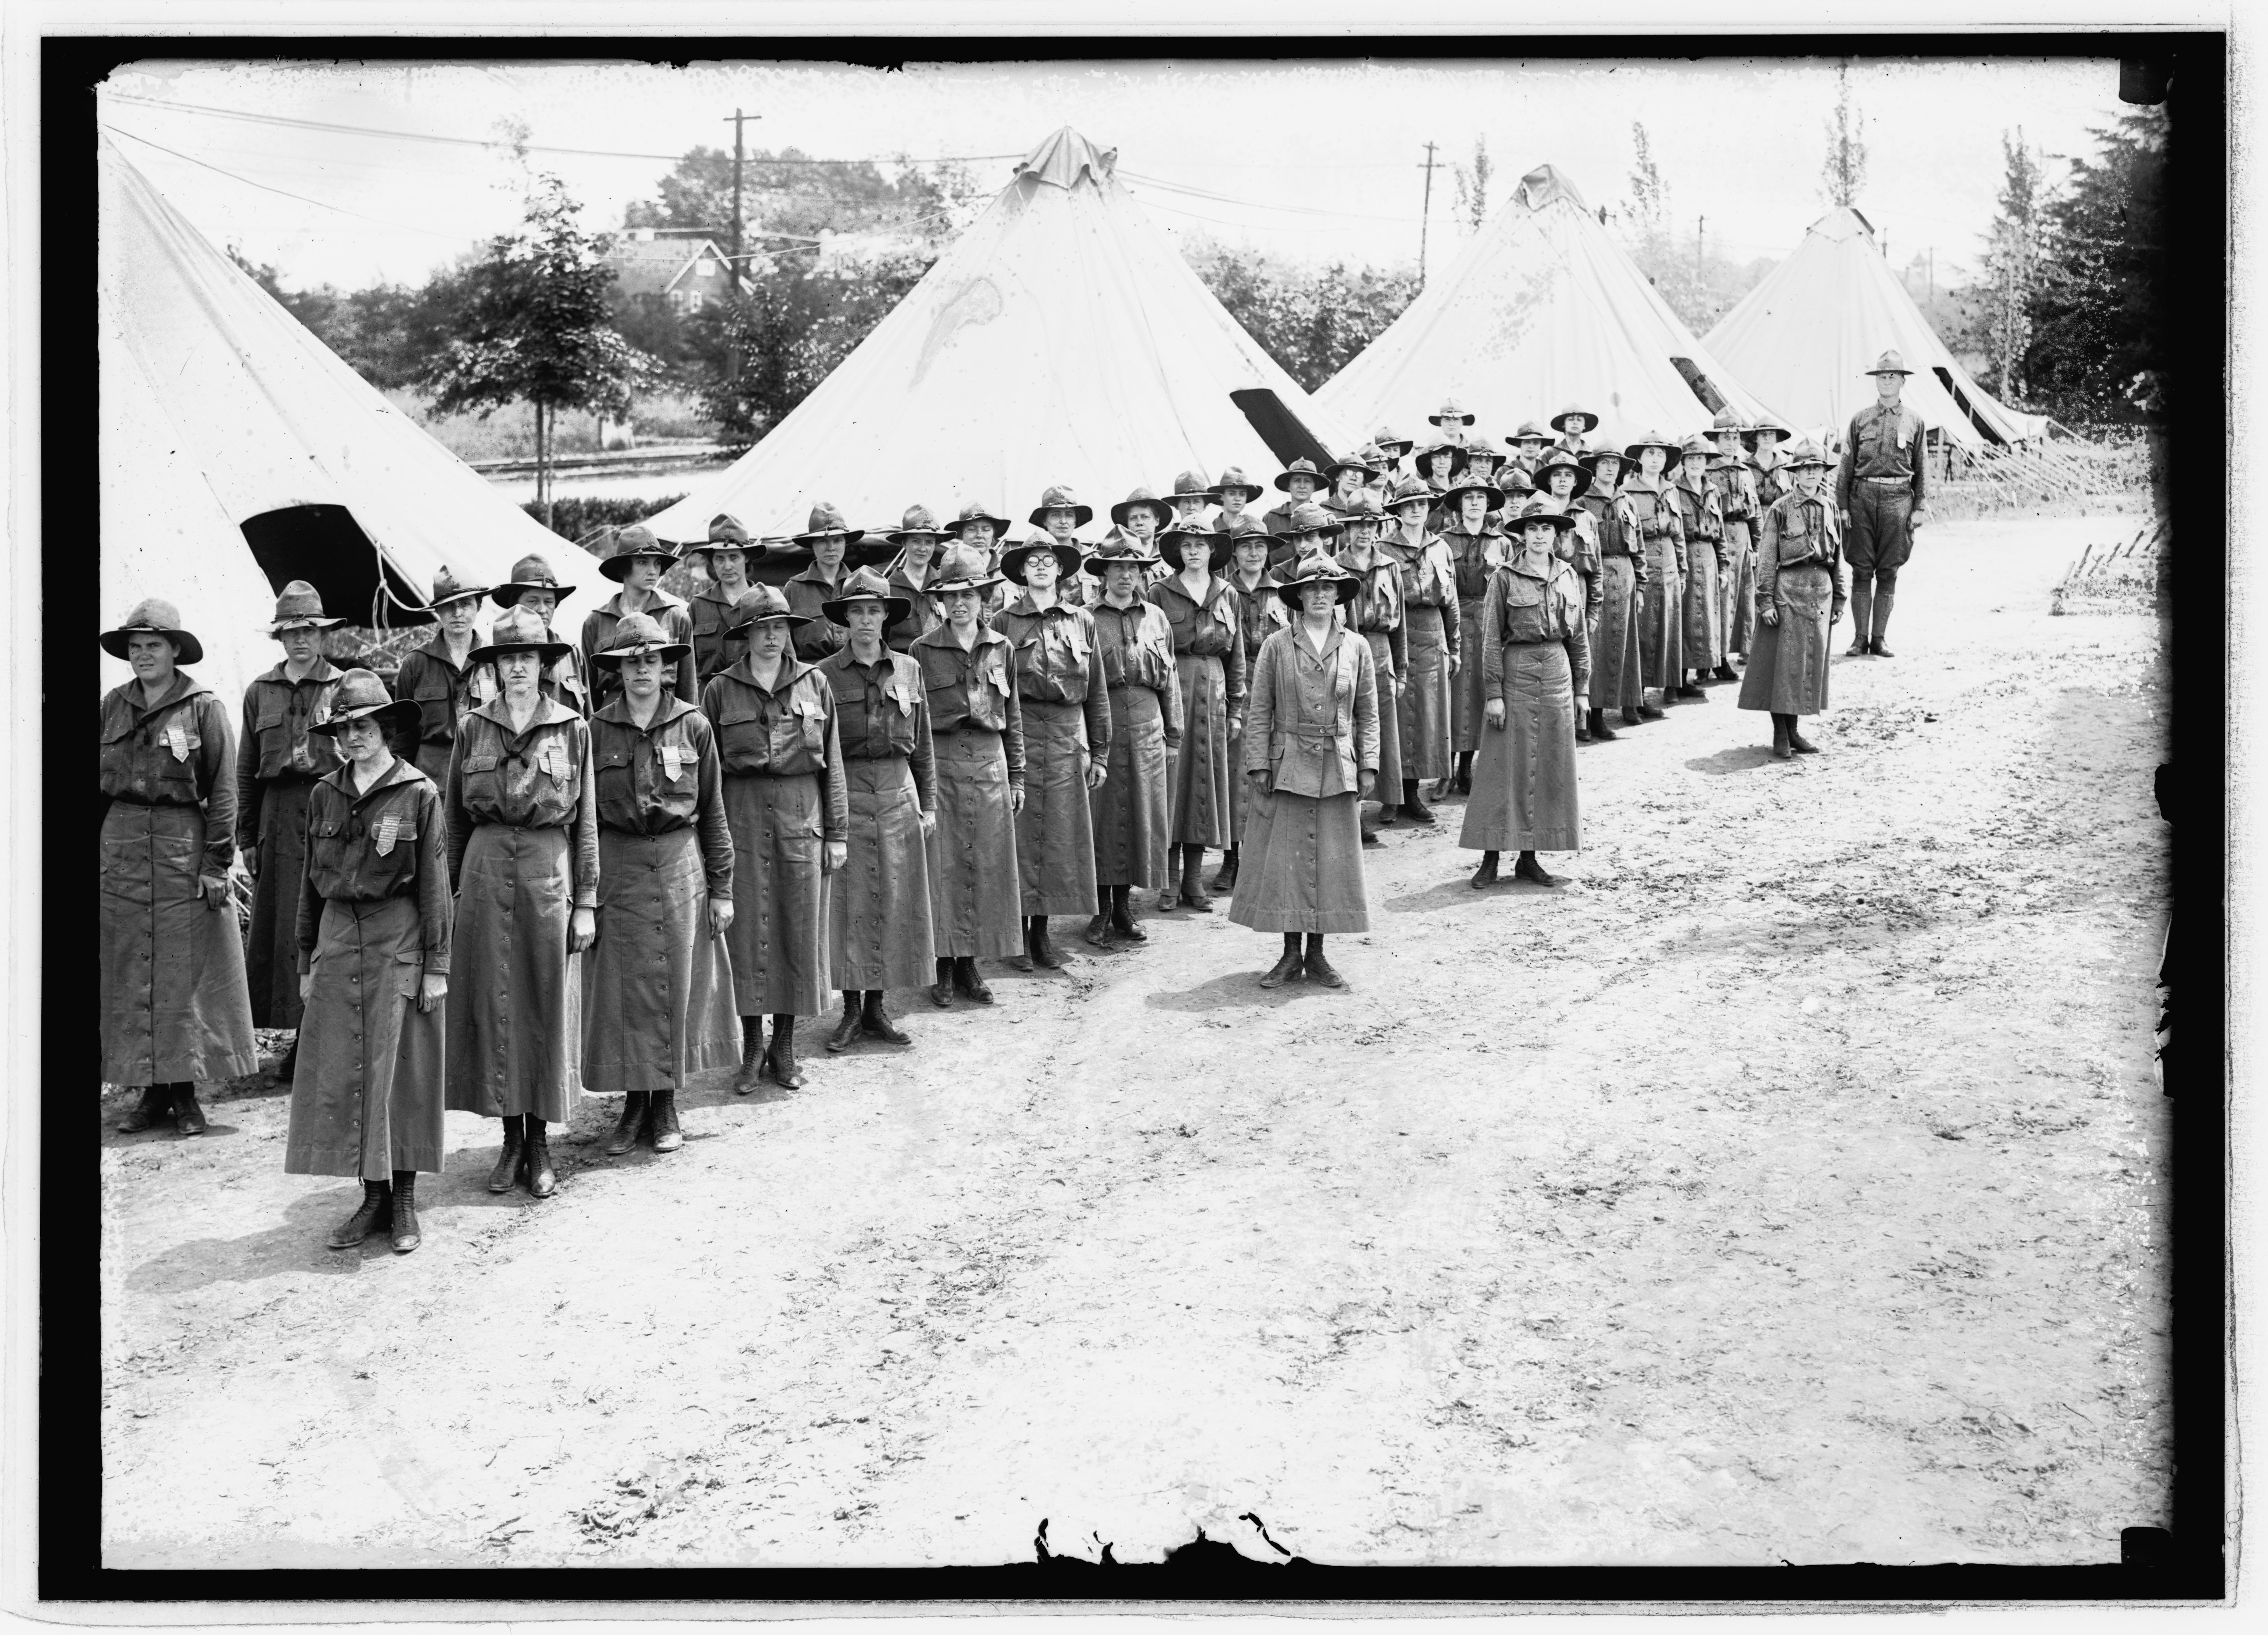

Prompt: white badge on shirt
xmin=373 ymin=813 xmax=401 ymax=857
xmin=540 ymin=738 xmax=567 ymax=780
xmin=660 ymin=742 xmax=686 ymax=781
xmin=165 ymin=720 xmax=191 ymax=762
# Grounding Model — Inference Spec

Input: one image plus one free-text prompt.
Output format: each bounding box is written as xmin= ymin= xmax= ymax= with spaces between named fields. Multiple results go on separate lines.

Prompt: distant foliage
xmin=2020 ymin=109 xmax=2168 ymax=424
xmin=623 ymin=145 xmax=988 ymax=241
xmin=523 ymin=494 xmax=686 ymax=544
xmin=1614 ymin=123 xmax=1772 ymax=334
xmin=226 ymin=247 xmax=474 ymax=391
xmin=1821 ymin=64 xmax=1870 ymax=209
xmin=1184 ymin=243 xmax=1421 ymax=394
xmin=1452 ymin=135 xmax=1493 ymax=236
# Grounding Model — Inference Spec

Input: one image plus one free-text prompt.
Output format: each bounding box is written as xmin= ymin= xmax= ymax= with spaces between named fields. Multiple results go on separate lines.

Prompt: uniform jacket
xmin=236 ymin=659 xmax=345 ymax=849
xmin=1483 ymin=547 xmax=1593 ymax=704
xmin=1836 ymin=401 xmax=1929 ymax=511
xmin=1146 ymin=572 xmax=1248 ymax=711
xmin=1223 ymin=568 xmax=1290 ymax=664
xmin=1335 ymin=544 xmax=1410 ymax=678
xmin=700 ymin=655 xmax=850 ymax=844
xmin=1088 ymin=598 xmax=1186 ymax=749
xmin=1708 ymin=458 xmax=1764 ymax=534
xmin=474 ymin=623 xmax=588 ymax=717
xmin=393 ymin=636 xmax=483 ymax=760
xmin=1441 ymin=521 xmax=1505 ymax=606
xmin=784 ymin=562 xmax=855 ymax=661
xmin=589 ymin=694 xmax=734 ymax=898
xmin=912 ymin=622 xmax=1027 ymax=791
xmin=885 ymin=559 xmax=949 ymax=651
xmin=99 ymin=674 xmax=239 ymax=878
xmin=1243 ymin=621 xmax=1379 ymax=799
xmin=817 ymin=647 xmax=939 ymax=810
xmin=1672 ymin=469 xmax=1727 ymax=557
xmin=1380 ymin=527 xmax=1463 ymax=657
xmin=991 ymin=594 xmax=1113 ymax=757
xmin=581 ymin=589 xmax=698 ymax=709
xmin=295 ymin=757 xmax=453 ymax=976
xmin=1752 ymin=449 xmax=1794 ymax=509
xmin=1757 ymin=489 xmax=1850 ymax=622
xmin=1619 ymin=474 xmax=1687 ymax=574
xmin=1528 ymin=494 xmax=1603 ymax=600
xmin=445 ymin=695 xmax=601 ymax=908
xmin=687 ymin=585 xmax=753 ymax=684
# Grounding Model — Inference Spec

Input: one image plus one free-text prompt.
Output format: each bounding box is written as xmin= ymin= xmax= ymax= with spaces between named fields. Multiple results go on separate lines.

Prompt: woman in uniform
xmin=1461 ymin=500 xmax=1591 ymax=890
xmin=288 ymin=670 xmax=448 ymax=1255
xmin=1620 ymin=431 xmax=1686 ymax=720
xmin=1438 ymin=469 xmax=1507 ymax=797
xmin=816 ymin=569 xmax=939 ymax=1052
xmin=446 ymin=606 xmax=600 ymax=1201
xmin=1212 ymin=514 xmax=1283 ymax=890
xmin=238 ymin=580 xmax=346 ymax=1080
xmin=1505 ymin=421 xmax=1555 ymax=481
xmin=487 ymin=554 xmax=590 ymax=716
xmin=1379 ymin=476 xmax=1457 ymax=822
xmin=581 ymin=527 xmax=699 ymax=712
xmin=991 ymin=527 xmax=1110 ymax=971
xmin=1746 ymin=416 xmax=1797 ymax=509
xmin=946 ymin=501 xmax=1014 ymax=614
xmin=1231 ymin=550 xmax=1378 ymax=991
xmin=394 ymin=568 xmax=490 ymax=787
xmin=1331 ymin=493 xmax=1405 ymax=842
xmin=1415 ymin=436 xmax=1463 ymax=526
xmin=1108 ymin=487 xmax=1173 ymax=581
xmin=1149 ymin=519 xmax=1243 ymax=911
xmin=701 ymin=585 xmax=847 ymax=1094
xmin=912 ymin=546 xmax=1025 ymax=1005
xmin=1168 ymin=471 xmax=1220 ymax=533
xmin=1576 ymin=448 xmax=1646 ymax=738
xmin=1262 ymin=458 xmax=1325 ymax=542
xmin=1212 ymin=468 xmax=1265 ymax=537
xmin=782 ymin=503 xmax=866 ymax=663
xmin=1550 ymin=402 xmax=1600 ymax=460
xmin=1527 ymin=449 xmax=1602 ymax=742
xmin=1083 ymin=534 xmax=1183 ymax=948
xmin=1709 ymin=412 xmax=1764 ymax=680
xmin=1322 ymin=452 xmax=1378 ymax=518
xmin=1026 ymin=485 xmax=1097 ymax=609
xmin=1738 ymin=438 xmax=1847 ymax=759
xmin=1671 ymin=433 xmax=1726 ymax=701
xmin=685 ymin=514 xmax=764 ymax=687
xmin=883 ymin=505 xmax=949 ymax=652
xmin=583 ymin=614 xmax=739 ymax=1157
xmin=100 ymin=599 xmax=260 ymax=1135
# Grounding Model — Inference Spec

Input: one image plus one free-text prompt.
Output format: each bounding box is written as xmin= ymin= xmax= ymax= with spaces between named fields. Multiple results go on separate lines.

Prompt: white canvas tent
xmin=642 ymin=127 xmax=1359 ymax=548
xmin=99 ymin=134 xmax=555 ymax=682
xmin=1316 ymin=164 xmax=1784 ymax=452
xmin=1704 ymin=207 xmax=2050 ymax=452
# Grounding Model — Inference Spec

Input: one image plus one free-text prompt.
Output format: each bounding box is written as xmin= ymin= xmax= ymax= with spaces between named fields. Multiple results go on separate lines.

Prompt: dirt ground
xmin=99 ymin=509 xmax=2172 ymax=1570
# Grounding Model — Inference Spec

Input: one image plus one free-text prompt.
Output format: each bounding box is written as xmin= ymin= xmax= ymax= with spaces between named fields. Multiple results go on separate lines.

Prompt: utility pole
xmin=727 ymin=108 xmax=747 ymax=294
xmin=1417 ymin=141 xmax=1439 ymax=288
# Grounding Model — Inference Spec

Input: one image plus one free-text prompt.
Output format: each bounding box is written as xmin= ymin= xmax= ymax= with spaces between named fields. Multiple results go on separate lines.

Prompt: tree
xmin=1821 ymin=63 xmax=1869 ymax=208
xmin=2021 ymin=107 xmax=2167 ymax=425
xmin=1452 ymin=135 xmax=1494 ymax=234
xmin=225 ymin=248 xmax=476 ymax=392
xmin=624 ymin=145 xmax=985 ymax=244
xmin=417 ymin=174 xmax=658 ymax=525
xmin=1181 ymin=241 xmax=1421 ymax=393
xmin=1610 ymin=126 xmax=1773 ymax=334
xmin=1975 ymin=128 xmax=2050 ymax=402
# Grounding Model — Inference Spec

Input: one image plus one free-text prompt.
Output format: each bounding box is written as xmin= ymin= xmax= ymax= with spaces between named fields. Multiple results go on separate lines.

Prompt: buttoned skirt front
xmin=1452 ymin=600 xmax=1488 ymax=753
xmin=925 ymin=727 xmax=1024 ymax=958
xmin=98 ymin=802 xmax=258 ymax=1088
xmin=1738 ymin=565 xmax=1836 ymax=716
xmin=720 ymin=772 xmax=831 ymax=1016
xmin=1166 ymin=652 xmax=1235 ymax=848
xmin=1226 ymin=786 xmax=1369 ymax=934
xmin=1015 ymin=701 xmax=1099 ymax=916
xmin=1639 ymin=549 xmax=1685 ymax=690
xmin=445 ymin=823 xmax=583 ymax=1121
xmin=1589 ymin=557 xmax=1644 ymax=712
xmin=288 ymin=893 xmax=445 ymax=1179
xmin=1398 ymin=606 xmax=1453 ymax=779
xmin=1721 ymin=522 xmax=1757 ymax=655
xmin=1459 ymin=641 xmax=1582 ymax=853
xmin=830 ymin=757 xmax=937 ymax=990
xmin=1091 ymin=685 xmax=1170 ymax=888
xmin=246 ymin=778 xmax=315 ymax=1028
xmin=1680 ymin=534 xmax=1725 ymax=671
xmin=583 ymin=826 xmax=740 ymax=1093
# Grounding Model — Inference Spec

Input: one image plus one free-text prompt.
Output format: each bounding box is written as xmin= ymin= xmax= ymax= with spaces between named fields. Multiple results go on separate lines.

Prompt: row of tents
xmin=99 ymin=124 xmax=2051 ymax=703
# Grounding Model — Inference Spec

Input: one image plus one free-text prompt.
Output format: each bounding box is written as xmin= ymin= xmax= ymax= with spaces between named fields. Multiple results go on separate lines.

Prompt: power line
xmin=101 ymin=123 xmax=485 ymax=241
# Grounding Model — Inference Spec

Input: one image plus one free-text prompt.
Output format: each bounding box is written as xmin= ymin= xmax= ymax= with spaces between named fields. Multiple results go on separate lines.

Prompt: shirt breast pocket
xmin=595 ymin=742 xmax=635 ymax=802
xmin=712 ymin=699 xmax=769 ymax=764
xmin=309 ymin=812 xmax=350 ymax=877
xmin=794 ymin=695 xmax=828 ymax=757
xmin=458 ymin=750 xmax=502 ymax=801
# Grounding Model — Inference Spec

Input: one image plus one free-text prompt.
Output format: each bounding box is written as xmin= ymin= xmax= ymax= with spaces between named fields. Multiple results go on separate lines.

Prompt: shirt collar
xmin=256 ymin=656 xmax=343 ymax=687
xmin=722 ymin=651 xmax=811 ymax=694
xmin=911 ymin=621 xmax=1000 ymax=652
xmin=600 ymin=587 xmax=686 ymax=617
xmin=594 ymin=693 xmax=694 ymax=730
xmin=324 ymin=753 xmax=423 ymax=803
xmin=420 ymin=629 xmax=476 ymax=666
xmin=470 ymin=693 xmax=580 ymax=734
xmin=788 ymin=561 xmax=850 ymax=588
xmin=1003 ymin=590 xmax=1074 ymax=618
xmin=119 ymin=671 xmax=211 ymax=716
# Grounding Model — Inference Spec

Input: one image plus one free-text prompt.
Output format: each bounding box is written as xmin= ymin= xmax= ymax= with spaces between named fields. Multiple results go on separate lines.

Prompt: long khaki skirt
xmin=1721 ymin=522 xmax=1757 ymax=657
xmin=1091 ymin=686 xmax=1170 ymax=889
xmin=830 ymin=757 xmax=937 ymax=991
xmin=98 ymin=802 xmax=258 ymax=1088
xmin=721 ymin=772 xmax=832 ymax=1016
xmin=583 ymin=826 xmax=740 ymax=1093
xmin=445 ymin=823 xmax=584 ymax=1122
xmin=1639 ymin=549 xmax=1685 ymax=691
xmin=1361 ymin=632 xmax=1403 ymax=794
xmin=1459 ymin=641 xmax=1582 ymax=853
xmin=1589 ymin=558 xmax=1645 ymax=713
xmin=288 ymin=894 xmax=445 ymax=1179
xmin=1738 ymin=565 xmax=1836 ymax=716
xmin=1016 ymin=701 xmax=1099 ymax=916
xmin=926 ymin=727 xmax=1024 ymax=958
xmin=1452 ymin=600 xmax=1489 ymax=753
xmin=1398 ymin=607 xmax=1453 ymax=780
xmin=245 ymin=778 xmax=314 ymax=1029
xmin=1226 ymin=786 xmax=1369 ymax=934
xmin=1681 ymin=536 xmax=1725 ymax=672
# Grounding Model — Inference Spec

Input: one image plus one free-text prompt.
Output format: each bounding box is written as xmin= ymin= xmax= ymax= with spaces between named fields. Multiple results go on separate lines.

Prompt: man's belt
xmin=1862 ymin=474 xmax=1914 ymax=485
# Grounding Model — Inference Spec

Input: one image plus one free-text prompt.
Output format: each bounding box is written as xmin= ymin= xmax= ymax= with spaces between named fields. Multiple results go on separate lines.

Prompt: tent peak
xmin=1513 ymin=164 xmax=1589 ymax=214
xmin=1809 ymin=205 xmax=1877 ymax=244
xmin=1016 ymin=127 xmax=1117 ymax=190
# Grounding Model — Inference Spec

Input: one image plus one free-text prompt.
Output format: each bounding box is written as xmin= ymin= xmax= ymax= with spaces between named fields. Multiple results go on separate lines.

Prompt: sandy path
xmin=99 ymin=510 xmax=2171 ymax=1568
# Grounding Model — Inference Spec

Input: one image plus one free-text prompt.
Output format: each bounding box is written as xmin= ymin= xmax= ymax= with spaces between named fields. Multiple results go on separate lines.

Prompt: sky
xmin=94 ymin=55 xmax=2129 ymax=295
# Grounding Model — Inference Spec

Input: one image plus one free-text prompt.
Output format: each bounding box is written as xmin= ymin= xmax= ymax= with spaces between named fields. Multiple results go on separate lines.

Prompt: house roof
xmin=607 ymin=236 xmax=728 ymax=296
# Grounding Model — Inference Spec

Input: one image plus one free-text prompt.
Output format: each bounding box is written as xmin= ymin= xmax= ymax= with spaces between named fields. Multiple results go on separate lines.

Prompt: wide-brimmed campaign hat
xmin=491 ymin=553 xmax=578 ymax=609
xmin=1280 ymin=501 xmax=1345 ymax=540
xmin=1440 ymin=475 xmax=1507 ymax=511
xmin=1548 ymin=402 xmax=1599 ymax=434
xmin=1109 ymin=486 xmax=1175 ymax=529
xmin=1530 ymin=447 xmax=1592 ymax=499
xmin=1505 ymin=419 xmax=1554 ymax=447
xmin=589 ymin=610 xmax=693 ymax=669
xmin=267 ymin=579 xmax=347 ymax=635
xmin=1324 ymin=450 xmax=1380 ymax=485
xmin=1784 ymin=437 xmax=1832 ymax=469
xmin=927 ymin=543 xmax=1007 ymax=596
xmin=1428 ymin=398 xmax=1476 ymax=428
xmin=308 ymin=668 xmax=421 ymax=738
xmin=998 ymin=535 xmax=1084 ymax=586
xmin=1083 ymin=533 xmax=1164 ymax=576
xmin=1272 ymin=457 xmax=1325 ymax=494
xmin=424 ymin=566 xmax=489 ymax=610
xmin=887 ymin=504 xmax=949 ymax=545
xmin=1678 ymin=431 xmax=1717 ymax=462
xmin=1028 ymin=484 xmax=1095 ymax=530
xmin=1224 ymin=513 xmax=1276 ymax=550
xmin=1169 ymin=470 xmax=1222 ymax=509
xmin=726 ymin=584 xmax=808 ymax=631
xmin=1372 ymin=424 xmax=1415 ymax=458
xmin=688 ymin=513 xmax=767 ymax=562
xmin=947 ymin=500 xmax=1014 ymax=538
xmin=469 ymin=605 xmax=573 ymax=667
xmin=1412 ymin=434 xmax=1467 ymax=470
xmin=1334 ymin=491 xmax=1390 ymax=534
xmin=1212 ymin=466 xmax=1266 ymax=503
xmin=1710 ymin=407 xmax=1751 ymax=437
xmin=1742 ymin=416 xmax=1797 ymax=449
xmin=1460 ymin=441 xmax=1507 ymax=474
xmin=1579 ymin=445 xmax=1629 ymax=473
xmin=1274 ymin=549 xmax=1361 ymax=610
xmin=101 ymin=597 xmax=204 ymax=665
xmin=597 ymin=523 xmax=680 ymax=582
xmin=1622 ymin=429 xmax=1681 ymax=462
xmin=1159 ymin=522 xmax=1233 ymax=574
xmin=1864 ymin=349 xmax=1915 ymax=377
xmin=1507 ymin=498 xmax=1579 ymax=536
xmin=821 ymin=566 xmax=914 ymax=627
xmin=1497 ymin=464 xmax=1537 ymax=497
xmin=1386 ymin=475 xmax=1437 ymax=513
xmin=794 ymin=502 xmax=869 ymax=553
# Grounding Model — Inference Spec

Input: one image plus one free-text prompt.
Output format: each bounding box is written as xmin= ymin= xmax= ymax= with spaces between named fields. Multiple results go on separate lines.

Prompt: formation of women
xmin=97 ymin=398 xmax=1853 ymax=1257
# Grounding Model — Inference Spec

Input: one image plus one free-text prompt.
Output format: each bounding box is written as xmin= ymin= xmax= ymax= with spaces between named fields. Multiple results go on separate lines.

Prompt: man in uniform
xmin=1835 ymin=349 xmax=1931 ymax=658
